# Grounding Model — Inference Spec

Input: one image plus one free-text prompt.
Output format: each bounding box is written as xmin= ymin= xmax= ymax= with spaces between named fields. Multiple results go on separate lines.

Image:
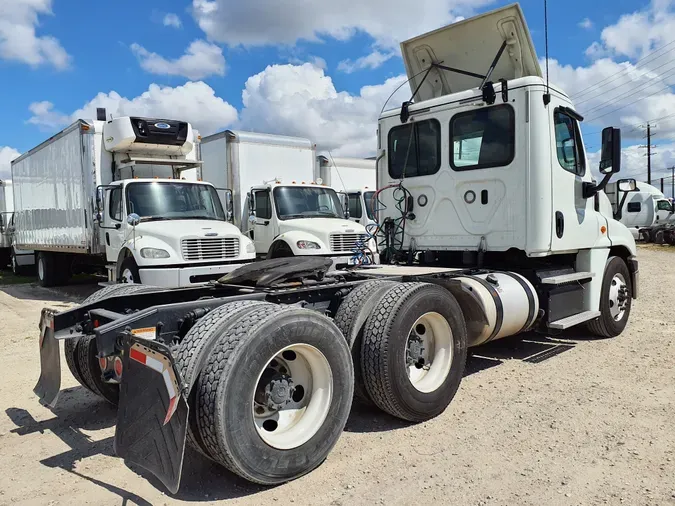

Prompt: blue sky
xmin=2 ymin=0 xmax=675 ymax=191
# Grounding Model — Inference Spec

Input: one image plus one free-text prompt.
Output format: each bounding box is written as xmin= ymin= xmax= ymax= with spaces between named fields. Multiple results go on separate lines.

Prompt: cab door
xmin=251 ymin=189 xmax=276 ymax=254
xmin=549 ymin=103 xmax=602 ymax=251
xmin=102 ymin=185 xmax=125 ymax=262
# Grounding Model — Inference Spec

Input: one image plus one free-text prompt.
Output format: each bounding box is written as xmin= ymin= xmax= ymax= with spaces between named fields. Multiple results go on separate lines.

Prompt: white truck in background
xmin=11 ymin=111 xmax=255 ymax=287
xmin=200 ymin=130 xmax=377 ymax=267
xmin=316 ymin=155 xmax=377 ymax=228
xmin=606 ymin=180 xmax=674 ymax=240
xmin=0 ymin=180 xmax=34 ymax=274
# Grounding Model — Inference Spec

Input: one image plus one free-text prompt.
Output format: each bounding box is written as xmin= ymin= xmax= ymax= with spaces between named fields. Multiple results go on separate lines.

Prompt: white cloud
xmin=192 ymin=0 xmax=494 ymax=49
xmin=28 ymin=82 xmax=238 ymax=137
xmin=239 ymin=63 xmax=409 ymax=156
xmin=0 ymin=0 xmax=71 ymax=69
xmin=131 ymin=40 xmax=226 ymax=80
xmin=26 ymin=101 xmax=70 ymax=129
xmin=0 ymin=146 xmax=21 ymax=181
xmin=579 ymin=18 xmax=594 ymax=30
xmin=163 ymin=13 xmax=182 ymax=28
xmin=338 ymin=50 xmax=396 ymax=73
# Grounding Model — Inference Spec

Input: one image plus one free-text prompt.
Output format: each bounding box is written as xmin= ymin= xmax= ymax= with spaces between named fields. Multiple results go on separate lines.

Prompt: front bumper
xmin=139 ymin=261 xmax=254 ymax=287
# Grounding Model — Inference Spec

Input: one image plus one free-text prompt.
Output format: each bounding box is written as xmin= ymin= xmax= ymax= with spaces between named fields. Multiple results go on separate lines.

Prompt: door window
xmin=388 ymin=119 xmax=441 ymax=179
xmin=348 ymin=193 xmax=362 ymax=219
xmin=554 ymin=110 xmax=586 ymax=176
xmin=109 ymin=187 xmax=123 ymax=221
xmin=450 ymin=105 xmax=515 ymax=170
xmin=657 ymin=200 xmax=673 ymax=212
xmin=254 ymin=190 xmax=272 ymax=219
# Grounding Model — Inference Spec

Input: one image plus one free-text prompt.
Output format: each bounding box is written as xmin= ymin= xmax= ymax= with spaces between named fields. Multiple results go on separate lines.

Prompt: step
xmin=98 ymin=281 xmax=116 ymax=287
xmin=548 ymin=311 xmax=601 ymax=330
xmin=541 ymin=272 xmax=594 ymax=285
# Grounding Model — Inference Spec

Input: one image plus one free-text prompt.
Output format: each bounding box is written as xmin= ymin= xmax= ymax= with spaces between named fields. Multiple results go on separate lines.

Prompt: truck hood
xmin=134 ymin=219 xmax=243 ymax=241
xmin=279 ymin=218 xmax=366 ymax=236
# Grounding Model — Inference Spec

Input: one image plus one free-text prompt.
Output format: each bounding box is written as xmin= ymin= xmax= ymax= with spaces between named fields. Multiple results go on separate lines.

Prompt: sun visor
xmin=400 ymin=3 xmax=542 ymax=102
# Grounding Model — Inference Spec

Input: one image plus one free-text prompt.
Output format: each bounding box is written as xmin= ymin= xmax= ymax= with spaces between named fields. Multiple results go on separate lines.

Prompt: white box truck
xmin=11 ymin=112 xmax=255 ymax=287
xmin=0 ymin=180 xmax=34 ymax=274
xmin=200 ymin=130 xmax=377 ymax=267
xmin=316 ymin=155 xmax=377 ymax=229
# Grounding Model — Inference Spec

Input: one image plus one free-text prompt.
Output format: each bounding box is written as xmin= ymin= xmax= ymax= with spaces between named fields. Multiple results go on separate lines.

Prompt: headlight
xmin=245 ymin=241 xmax=256 ymax=253
xmin=140 ymin=247 xmax=170 ymax=259
xmin=297 ymin=240 xmax=320 ymax=250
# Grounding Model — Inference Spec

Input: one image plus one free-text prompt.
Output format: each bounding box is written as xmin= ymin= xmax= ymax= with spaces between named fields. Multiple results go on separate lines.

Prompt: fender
xmin=269 ymin=230 xmax=330 ymax=256
xmin=115 ymin=247 xmax=136 ymax=278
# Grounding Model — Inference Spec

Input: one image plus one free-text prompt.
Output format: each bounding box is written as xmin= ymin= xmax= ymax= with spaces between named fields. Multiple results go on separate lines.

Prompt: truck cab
xmin=376 ymin=3 xmax=637 ymax=330
xmin=247 ymin=182 xmax=377 ymax=267
xmin=343 ymin=188 xmax=377 ymax=229
xmin=607 ymin=180 xmax=675 ymax=239
xmin=99 ymin=178 xmax=255 ymax=286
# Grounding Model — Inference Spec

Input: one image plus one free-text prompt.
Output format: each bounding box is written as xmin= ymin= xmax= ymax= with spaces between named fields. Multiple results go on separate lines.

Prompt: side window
xmin=450 ymin=105 xmax=515 ymax=171
xmin=348 ymin=193 xmax=362 ymax=219
xmin=627 ymin=202 xmax=641 ymax=213
xmin=388 ymin=119 xmax=441 ymax=179
xmin=554 ymin=110 xmax=586 ymax=176
xmin=254 ymin=190 xmax=272 ymax=220
xmin=109 ymin=187 xmax=122 ymax=221
xmin=657 ymin=200 xmax=673 ymax=212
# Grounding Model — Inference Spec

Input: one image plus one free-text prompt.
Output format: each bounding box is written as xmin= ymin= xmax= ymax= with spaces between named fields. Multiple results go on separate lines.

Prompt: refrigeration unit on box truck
xmin=11 ymin=111 xmax=255 ymax=287
xmin=316 ymin=155 xmax=377 ymax=228
xmin=200 ymin=130 xmax=377 ymax=267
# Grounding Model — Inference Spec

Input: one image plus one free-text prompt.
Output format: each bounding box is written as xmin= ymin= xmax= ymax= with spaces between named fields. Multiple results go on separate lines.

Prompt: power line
xmin=570 ymin=39 xmax=675 ymax=99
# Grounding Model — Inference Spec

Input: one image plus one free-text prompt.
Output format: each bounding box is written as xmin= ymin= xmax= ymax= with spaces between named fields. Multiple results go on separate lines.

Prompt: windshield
xmin=363 ymin=191 xmax=376 ymax=220
xmin=273 ymin=186 xmax=344 ymax=220
xmin=126 ymin=182 xmax=225 ymax=222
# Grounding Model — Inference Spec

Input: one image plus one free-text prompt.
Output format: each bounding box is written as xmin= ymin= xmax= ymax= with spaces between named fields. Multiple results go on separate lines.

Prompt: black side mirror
xmin=584 ymin=127 xmax=622 ymax=199
xmin=342 ymin=194 xmax=350 ymax=219
xmin=617 ymin=178 xmax=637 ymax=193
xmin=599 ymin=127 xmax=621 ymax=175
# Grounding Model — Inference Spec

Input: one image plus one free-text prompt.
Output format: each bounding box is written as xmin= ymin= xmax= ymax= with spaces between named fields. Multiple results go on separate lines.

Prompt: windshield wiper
xmin=281 ymin=214 xmax=307 ymax=219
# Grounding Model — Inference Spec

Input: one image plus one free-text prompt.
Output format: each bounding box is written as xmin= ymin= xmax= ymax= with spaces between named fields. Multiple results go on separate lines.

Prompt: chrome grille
xmin=329 ymin=233 xmax=365 ymax=253
xmin=181 ymin=237 xmax=240 ymax=261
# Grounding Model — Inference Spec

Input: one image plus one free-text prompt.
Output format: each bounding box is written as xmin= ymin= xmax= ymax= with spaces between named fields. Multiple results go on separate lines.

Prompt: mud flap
xmin=33 ymin=309 xmax=61 ymax=407
xmin=114 ymin=336 xmax=189 ymax=495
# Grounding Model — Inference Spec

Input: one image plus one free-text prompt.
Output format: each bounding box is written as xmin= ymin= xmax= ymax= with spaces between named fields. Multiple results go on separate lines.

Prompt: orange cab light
xmin=601 ymin=226 xmax=607 ymax=234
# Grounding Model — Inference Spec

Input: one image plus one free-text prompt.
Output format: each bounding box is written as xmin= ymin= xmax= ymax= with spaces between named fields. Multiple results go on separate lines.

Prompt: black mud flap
xmin=33 ymin=308 xmax=61 ymax=407
xmin=114 ymin=336 xmax=189 ymax=495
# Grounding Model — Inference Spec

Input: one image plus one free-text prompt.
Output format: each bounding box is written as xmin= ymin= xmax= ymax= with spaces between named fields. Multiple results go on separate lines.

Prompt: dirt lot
xmin=0 ymin=246 xmax=674 ymax=506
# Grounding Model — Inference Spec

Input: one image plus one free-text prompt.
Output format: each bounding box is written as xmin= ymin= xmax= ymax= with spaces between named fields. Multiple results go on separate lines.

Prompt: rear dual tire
xmin=176 ymin=303 xmax=354 ymax=485
xmin=63 ymin=284 xmax=159 ymax=404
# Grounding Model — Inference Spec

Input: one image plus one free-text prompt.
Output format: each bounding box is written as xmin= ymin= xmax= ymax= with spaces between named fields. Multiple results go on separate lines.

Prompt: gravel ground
xmin=0 ymin=246 xmax=674 ymax=506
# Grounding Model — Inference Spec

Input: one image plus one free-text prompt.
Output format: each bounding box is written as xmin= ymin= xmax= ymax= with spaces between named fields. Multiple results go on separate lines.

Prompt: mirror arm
xmin=583 ymin=172 xmax=613 ymax=200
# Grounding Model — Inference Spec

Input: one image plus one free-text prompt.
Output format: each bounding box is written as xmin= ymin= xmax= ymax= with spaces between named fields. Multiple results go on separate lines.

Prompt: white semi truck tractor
xmin=316 ymin=155 xmax=378 ymax=229
xmin=11 ymin=111 xmax=255 ymax=287
xmin=201 ymin=130 xmax=377 ymax=267
xmin=33 ymin=3 xmax=637 ymax=495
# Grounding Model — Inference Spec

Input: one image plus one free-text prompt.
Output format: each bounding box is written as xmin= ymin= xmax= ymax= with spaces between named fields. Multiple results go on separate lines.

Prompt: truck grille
xmin=329 ymin=233 xmax=365 ymax=253
xmin=181 ymin=238 xmax=240 ymax=261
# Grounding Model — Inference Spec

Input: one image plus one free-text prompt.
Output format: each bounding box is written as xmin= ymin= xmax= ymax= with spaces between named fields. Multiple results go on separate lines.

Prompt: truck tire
xmin=361 ymin=282 xmax=468 ymax=423
xmin=66 ymin=284 xmax=159 ymax=403
xmin=119 ymin=257 xmax=141 ymax=284
xmin=586 ymin=256 xmax=632 ymax=338
xmin=655 ymin=230 xmax=665 ymax=244
xmin=0 ymin=250 xmax=10 ymax=269
xmin=37 ymin=252 xmax=57 ymax=287
xmin=175 ymin=300 xmax=273 ymax=458
xmin=334 ymin=280 xmax=398 ymax=404
xmin=196 ymin=305 xmax=353 ymax=485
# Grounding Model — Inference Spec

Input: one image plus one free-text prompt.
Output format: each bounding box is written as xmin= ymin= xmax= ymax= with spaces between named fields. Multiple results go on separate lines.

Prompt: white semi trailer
xmin=11 ymin=111 xmax=255 ymax=287
xmin=34 ymin=3 xmax=638 ymax=495
xmin=316 ymin=155 xmax=377 ymax=228
xmin=200 ymin=130 xmax=376 ymax=267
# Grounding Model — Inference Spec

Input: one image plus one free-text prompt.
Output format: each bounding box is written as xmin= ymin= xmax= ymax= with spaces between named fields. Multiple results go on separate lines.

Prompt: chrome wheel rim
xmin=608 ymin=273 xmax=629 ymax=321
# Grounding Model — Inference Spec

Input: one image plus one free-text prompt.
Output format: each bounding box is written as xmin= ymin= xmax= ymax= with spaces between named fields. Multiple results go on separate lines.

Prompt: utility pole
xmin=672 ymin=166 xmax=674 ymax=200
xmin=639 ymin=123 xmax=657 ymax=184
xmin=661 ymin=177 xmax=664 ymax=192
